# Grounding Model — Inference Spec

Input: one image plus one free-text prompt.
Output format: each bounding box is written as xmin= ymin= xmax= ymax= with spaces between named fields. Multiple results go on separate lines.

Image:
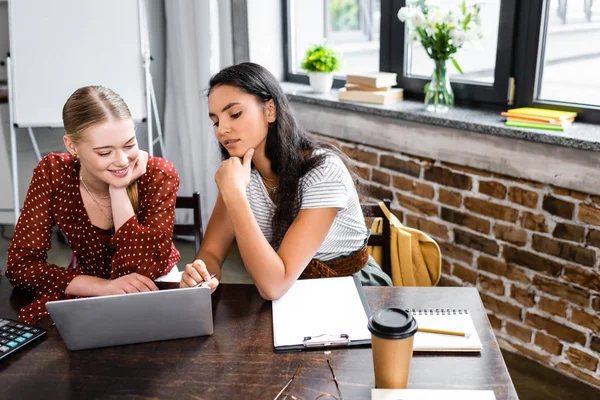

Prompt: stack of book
xmin=338 ymin=72 xmax=403 ymax=105
xmin=502 ymin=107 xmax=577 ymax=131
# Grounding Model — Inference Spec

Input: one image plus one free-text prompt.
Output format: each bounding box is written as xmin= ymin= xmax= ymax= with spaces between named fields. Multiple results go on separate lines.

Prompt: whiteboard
xmin=8 ymin=0 xmax=147 ymax=127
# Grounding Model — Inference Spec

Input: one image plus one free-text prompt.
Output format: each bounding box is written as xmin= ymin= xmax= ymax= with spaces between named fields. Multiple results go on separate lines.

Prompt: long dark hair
xmin=208 ymin=62 xmax=358 ymax=245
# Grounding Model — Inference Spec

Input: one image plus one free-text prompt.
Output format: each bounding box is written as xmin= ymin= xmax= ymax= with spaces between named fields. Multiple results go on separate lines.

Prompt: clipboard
xmin=272 ymin=276 xmax=372 ymax=352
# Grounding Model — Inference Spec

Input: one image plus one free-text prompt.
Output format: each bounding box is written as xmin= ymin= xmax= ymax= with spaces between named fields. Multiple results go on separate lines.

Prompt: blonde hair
xmin=63 ymin=86 xmax=139 ymax=212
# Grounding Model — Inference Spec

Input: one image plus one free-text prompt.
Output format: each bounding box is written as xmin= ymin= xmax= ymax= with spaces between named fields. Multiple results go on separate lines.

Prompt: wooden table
xmin=0 ymin=279 xmax=518 ymax=399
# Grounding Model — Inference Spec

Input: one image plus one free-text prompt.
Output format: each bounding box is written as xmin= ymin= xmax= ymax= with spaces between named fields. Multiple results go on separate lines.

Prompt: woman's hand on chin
xmin=109 ymin=150 xmax=148 ymax=190
xmin=215 ymin=148 xmax=254 ymax=203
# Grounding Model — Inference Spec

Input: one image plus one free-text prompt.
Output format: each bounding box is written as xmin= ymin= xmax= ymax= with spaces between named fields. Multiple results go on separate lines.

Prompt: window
xmin=284 ymin=0 xmax=600 ymax=122
xmin=535 ymin=0 xmax=600 ymax=108
xmin=285 ymin=0 xmax=381 ymax=83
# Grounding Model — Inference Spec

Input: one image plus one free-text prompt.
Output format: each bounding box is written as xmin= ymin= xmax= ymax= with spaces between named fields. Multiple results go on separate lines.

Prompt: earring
xmin=72 ymin=152 xmax=78 ymax=159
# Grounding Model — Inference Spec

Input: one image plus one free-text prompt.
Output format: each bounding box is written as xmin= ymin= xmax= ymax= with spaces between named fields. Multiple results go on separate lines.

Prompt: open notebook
xmin=271 ymin=276 xmax=371 ymax=352
xmin=410 ymin=309 xmax=482 ymax=352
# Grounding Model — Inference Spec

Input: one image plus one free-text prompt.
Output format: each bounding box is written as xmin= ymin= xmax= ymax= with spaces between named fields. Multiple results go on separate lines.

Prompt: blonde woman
xmin=6 ymin=86 xmax=180 ymax=324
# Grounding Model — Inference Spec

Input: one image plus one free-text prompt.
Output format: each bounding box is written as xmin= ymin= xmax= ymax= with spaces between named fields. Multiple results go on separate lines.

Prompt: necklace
xmin=80 ymin=175 xmax=113 ymax=223
xmin=262 ymin=176 xmax=278 ymax=198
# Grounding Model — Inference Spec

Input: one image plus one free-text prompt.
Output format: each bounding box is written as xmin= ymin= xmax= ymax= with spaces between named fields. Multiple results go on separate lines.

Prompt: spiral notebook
xmin=410 ymin=309 xmax=482 ymax=352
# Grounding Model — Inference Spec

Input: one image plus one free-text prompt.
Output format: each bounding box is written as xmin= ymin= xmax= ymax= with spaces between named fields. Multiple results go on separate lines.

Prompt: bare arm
xmin=180 ymin=193 xmax=235 ymax=289
xmin=224 ymin=190 xmax=338 ymax=300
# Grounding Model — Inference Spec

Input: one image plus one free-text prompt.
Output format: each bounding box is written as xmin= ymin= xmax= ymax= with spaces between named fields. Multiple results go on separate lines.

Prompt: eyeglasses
xmin=274 ymin=359 xmax=344 ymax=400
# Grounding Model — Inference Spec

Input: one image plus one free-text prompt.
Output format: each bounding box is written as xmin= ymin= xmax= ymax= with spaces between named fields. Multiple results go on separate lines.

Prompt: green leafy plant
xmin=301 ymin=42 xmax=340 ymax=73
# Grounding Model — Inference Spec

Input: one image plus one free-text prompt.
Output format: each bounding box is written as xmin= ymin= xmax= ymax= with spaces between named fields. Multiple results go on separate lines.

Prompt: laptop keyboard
xmin=0 ymin=317 xmax=47 ymax=361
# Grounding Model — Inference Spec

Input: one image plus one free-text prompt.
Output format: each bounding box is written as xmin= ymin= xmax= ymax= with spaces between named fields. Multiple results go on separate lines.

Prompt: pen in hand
xmin=193 ymin=273 xmax=218 ymax=288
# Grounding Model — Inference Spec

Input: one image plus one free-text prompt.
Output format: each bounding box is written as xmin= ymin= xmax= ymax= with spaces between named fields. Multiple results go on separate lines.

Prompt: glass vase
xmin=424 ymin=59 xmax=454 ymax=113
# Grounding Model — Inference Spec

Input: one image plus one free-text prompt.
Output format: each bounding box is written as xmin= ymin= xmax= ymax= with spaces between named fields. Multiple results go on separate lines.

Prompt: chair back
xmin=174 ymin=192 xmax=203 ymax=252
xmin=361 ymin=199 xmax=392 ymax=277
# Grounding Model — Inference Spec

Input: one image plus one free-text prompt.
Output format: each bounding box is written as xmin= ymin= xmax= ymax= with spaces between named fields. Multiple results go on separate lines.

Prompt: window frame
xmin=512 ymin=0 xmax=600 ymax=124
xmin=284 ymin=0 xmax=600 ymax=123
xmin=383 ymin=0 xmax=518 ymax=106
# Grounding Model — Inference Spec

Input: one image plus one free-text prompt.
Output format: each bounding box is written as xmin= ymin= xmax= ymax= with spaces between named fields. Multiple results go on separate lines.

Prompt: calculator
xmin=0 ymin=317 xmax=47 ymax=361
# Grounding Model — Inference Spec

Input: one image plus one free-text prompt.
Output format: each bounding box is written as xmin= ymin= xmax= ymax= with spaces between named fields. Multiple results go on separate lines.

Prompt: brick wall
xmin=318 ymin=134 xmax=600 ymax=388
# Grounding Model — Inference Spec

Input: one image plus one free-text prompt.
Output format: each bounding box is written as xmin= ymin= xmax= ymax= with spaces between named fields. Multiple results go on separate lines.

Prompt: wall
xmin=0 ymin=0 xmax=166 ymax=223
xmin=312 ymin=132 xmax=600 ymax=389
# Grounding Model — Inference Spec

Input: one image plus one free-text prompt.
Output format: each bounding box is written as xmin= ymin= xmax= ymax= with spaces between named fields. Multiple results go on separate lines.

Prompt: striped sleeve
xmin=301 ymin=154 xmax=349 ymax=210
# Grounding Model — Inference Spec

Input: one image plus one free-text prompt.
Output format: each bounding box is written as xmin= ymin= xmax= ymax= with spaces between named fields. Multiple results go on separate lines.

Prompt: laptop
xmin=46 ymin=287 xmax=213 ymax=350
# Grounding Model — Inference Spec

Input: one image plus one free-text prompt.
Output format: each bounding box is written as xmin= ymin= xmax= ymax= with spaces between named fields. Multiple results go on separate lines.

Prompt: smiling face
xmin=64 ymin=118 xmax=139 ymax=188
xmin=208 ymin=84 xmax=276 ymax=159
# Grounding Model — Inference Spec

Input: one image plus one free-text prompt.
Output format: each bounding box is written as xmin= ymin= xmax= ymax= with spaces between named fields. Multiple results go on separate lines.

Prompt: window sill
xmin=281 ymin=82 xmax=600 ymax=152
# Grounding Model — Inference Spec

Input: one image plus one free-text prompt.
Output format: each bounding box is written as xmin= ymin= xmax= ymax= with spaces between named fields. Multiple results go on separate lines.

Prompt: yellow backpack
xmin=369 ymin=201 xmax=442 ymax=286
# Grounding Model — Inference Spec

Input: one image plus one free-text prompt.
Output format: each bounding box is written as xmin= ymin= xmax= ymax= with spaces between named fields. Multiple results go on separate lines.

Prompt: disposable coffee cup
xmin=367 ymin=307 xmax=418 ymax=388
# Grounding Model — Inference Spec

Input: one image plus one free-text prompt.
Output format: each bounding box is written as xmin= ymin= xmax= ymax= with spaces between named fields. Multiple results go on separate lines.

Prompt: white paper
xmin=372 ymin=389 xmax=496 ymax=400
xmin=272 ymin=277 xmax=370 ymax=348
xmin=412 ymin=312 xmax=482 ymax=352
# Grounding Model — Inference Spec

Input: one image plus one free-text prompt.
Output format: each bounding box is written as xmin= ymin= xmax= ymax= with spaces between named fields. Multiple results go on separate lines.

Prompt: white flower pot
xmin=308 ymin=72 xmax=333 ymax=93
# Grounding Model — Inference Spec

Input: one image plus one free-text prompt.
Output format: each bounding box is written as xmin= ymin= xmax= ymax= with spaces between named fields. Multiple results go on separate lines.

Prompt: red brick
xmin=365 ymin=184 xmax=393 ymax=202
xmin=579 ymin=203 xmax=600 ymax=226
xmin=413 ymin=182 xmax=434 ymax=199
xmin=506 ymin=321 xmax=532 ymax=342
xmin=533 ymin=275 xmax=589 ymax=307
xmin=538 ymin=297 xmax=567 ymax=318
xmin=520 ymin=212 xmax=548 ymax=232
xmin=392 ymin=175 xmax=414 ymax=190
xmin=525 ymin=313 xmax=586 ymax=344
xmin=591 ymin=195 xmax=600 ymax=205
xmin=453 ymin=264 xmax=477 ymax=285
xmin=441 ymin=208 xmax=490 ymax=234
xmin=454 ymin=229 xmax=499 ymax=256
xmin=396 ymin=194 xmax=439 ymax=217
xmin=480 ymin=293 xmax=522 ymax=321
xmin=592 ymin=336 xmax=600 ymax=353
xmin=511 ymin=343 xmax=551 ymax=364
xmin=494 ymin=224 xmax=527 ymax=246
xmin=380 ymin=155 xmax=420 ymax=177
xmin=439 ymin=242 xmax=473 ymax=264
xmin=464 ymin=197 xmax=519 ymax=223
xmin=442 ymin=259 xmax=452 ymax=274
xmin=438 ymin=275 xmax=462 ymax=287
xmin=479 ymin=181 xmax=507 ymax=199
xmin=532 ymin=234 xmax=596 ymax=267
xmin=513 ymin=177 xmax=544 ymax=189
xmin=586 ymin=229 xmax=600 ymax=249
xmin=593 ymin=297 xmax=600 ymax=313
xmin=506 ymin=264 xmax=532 ymax=285
xmin=371 ymin=169 xmax=390 ymax=186
xmin=390 ymin=208 xmax=404 ymax=222
xmin=342 ymin=146 xmax=378 ymax=165
xmin=571 ymin=308 xmax=600 ymax=331
xmin=564 ymin=265 xmax=600 ymax=292
xmin=509 ymin=187 xmax=538 ymax=209
xmin=487 ymin=313 xmax=502 ymax=330
xmin=535 ymin=332 xmax=563 ymax=355
xmin=405 ymin=215 xmax=449 ymax=240
xmin=479 ymin=274 xmax=505 ymax=296
xmin=543 ymin=196 xmax=575 ymax=219
xmin=355 ymin=165 xmax=371 ymax=180
xmin=554 ymin=187 xmax=588 ymax=200
xmin=556 ymin=363 xmax=600 ymax=388
xmin=565 ymin=347 xmax=599 ymax=372
xmin=477 ymin=256 xmax=507 ymax=276
xmin=438 ymin=189 xmax=462 ymax=207
xmin=424 ymin=166 xmax=472 ymax=190
xmin=553 ymin=222 xmax=585 ymax=243
xmin=510 ymin=286 xmax=536 ymax=307
xmin=503 ymin=246 xmax=562 ymax=276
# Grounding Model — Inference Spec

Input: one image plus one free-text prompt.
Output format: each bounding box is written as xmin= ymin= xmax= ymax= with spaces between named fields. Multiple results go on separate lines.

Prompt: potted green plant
xmin=301 ymin=42 xmax=341 ymax=93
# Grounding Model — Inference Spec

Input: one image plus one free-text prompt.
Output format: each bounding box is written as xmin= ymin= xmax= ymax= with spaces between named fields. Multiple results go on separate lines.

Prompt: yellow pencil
xmin=418 ymin=327 xmax=471 ymax=337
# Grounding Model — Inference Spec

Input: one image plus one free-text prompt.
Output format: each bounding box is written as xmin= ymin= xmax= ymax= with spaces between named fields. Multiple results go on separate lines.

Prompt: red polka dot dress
xmin=5 ymin=153 xmax=181 ymax=324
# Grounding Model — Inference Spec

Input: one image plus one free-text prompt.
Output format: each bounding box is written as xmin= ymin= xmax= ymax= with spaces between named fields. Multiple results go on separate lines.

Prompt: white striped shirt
xmin=246 ymin=150 xmax=367 ymax=261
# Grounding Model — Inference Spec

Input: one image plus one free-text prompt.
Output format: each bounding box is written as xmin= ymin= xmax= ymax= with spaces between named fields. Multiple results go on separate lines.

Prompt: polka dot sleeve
xmin=108 ymin=159 xmax=180 ymax=280
xmin=5 ymin=158 xmax=80 ymax=295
